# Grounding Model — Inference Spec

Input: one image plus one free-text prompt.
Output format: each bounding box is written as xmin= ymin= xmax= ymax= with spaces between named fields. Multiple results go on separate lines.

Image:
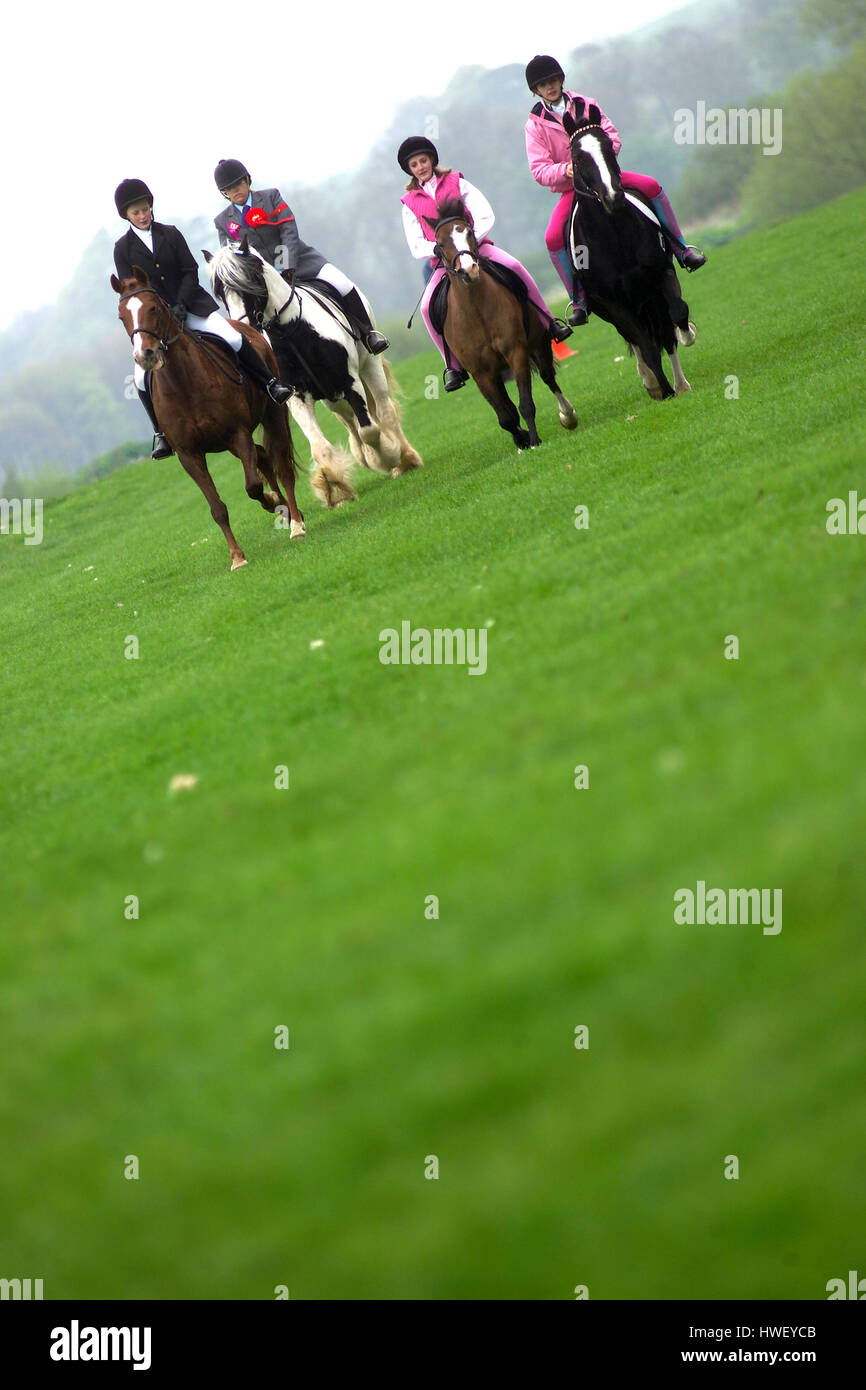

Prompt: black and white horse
xmin=205 ymin=244 xmax=423 ymax=506
xmin=563 ymin=103 xmax=696 ymax=400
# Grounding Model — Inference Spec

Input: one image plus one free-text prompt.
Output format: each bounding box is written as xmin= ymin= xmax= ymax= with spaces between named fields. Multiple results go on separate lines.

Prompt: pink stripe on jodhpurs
xmin=420 ymin=240 xmax=554 ymax=369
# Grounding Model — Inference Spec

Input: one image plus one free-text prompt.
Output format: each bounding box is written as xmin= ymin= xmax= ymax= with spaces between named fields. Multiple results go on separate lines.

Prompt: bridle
xmin=434 ymin=215 xmax=478 ymax=279
xmin=567 ymin=124 xmax=616 ymax=204
xmin=117 ymin=287 xmax=184 ymax=350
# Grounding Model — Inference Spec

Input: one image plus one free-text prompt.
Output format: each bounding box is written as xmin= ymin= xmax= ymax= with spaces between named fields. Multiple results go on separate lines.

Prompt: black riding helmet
xmin=214 ymin=158 xmax=251 ymax=191
xmin=115 ymin=178 xmax=153 ymax=217
xmin=397 ymin=136 xmax=439 ymax=174
xmin=525 ymin=55 xmax=565 ymax=91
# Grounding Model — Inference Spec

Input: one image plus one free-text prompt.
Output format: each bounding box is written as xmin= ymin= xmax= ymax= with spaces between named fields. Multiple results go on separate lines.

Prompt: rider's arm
xmin=171 ymin=228 xmax=204 ymax=307
xmin=402 ymin=202 xmax=436 ymax=260
xmin=457 ymin=178 xmax=495 ymax=239
xmin=266 ymin=188 xmax=300 ymax=272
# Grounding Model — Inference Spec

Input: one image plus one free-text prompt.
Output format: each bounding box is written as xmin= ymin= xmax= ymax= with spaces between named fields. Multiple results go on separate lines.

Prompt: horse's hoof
xmin=231 ymin=557 xmax=248 ymax=570
xmin=559 ymin=413 xmax=579 ymax=430
xmin=290 ymin=520 xmax=307 ymax=538
xmin=647 ymin=386 xmax=664 ymax=401
xmin=675 ymin=380 xmax=692 ymax=395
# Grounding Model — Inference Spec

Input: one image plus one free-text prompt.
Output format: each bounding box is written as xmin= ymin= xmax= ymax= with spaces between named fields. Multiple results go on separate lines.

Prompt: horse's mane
xmin=209 ymin=246 xmax=285 ymax=300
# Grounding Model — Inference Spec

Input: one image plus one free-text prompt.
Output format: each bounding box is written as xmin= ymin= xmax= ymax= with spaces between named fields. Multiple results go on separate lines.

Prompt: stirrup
xmin=549 ymin=317 xmax=573 ymax=343
xmin=151 ymin=433 xmax=174 ymax=460
xmin=566 ymin=301 xmax=589 ymax=327
xmin=365 ymin=329 xmax=389 ymax=355
xmin=267 ymin=378 xmax=291 ymax=404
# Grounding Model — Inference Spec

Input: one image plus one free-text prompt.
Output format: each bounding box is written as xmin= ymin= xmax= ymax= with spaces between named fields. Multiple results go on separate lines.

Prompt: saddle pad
xmin=429 ymin=258 xmax=530 ymax=336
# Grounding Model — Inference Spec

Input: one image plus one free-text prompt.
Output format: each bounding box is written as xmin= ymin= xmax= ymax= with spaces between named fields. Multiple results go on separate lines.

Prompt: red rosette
xmin=244 ymin=206 xmax=268 ymax=228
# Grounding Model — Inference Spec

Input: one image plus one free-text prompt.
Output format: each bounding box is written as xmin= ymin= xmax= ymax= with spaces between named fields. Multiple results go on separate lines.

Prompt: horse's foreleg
xmin=177 ymin=448 xmax=247 ymax=570
xmin=510 ymin=346 xmax=541 ymax=448
xmin=632 ymin=341 xmax=675 ymax=401
xmin=288 ymin=394 xmax=357 ymax=507
xmin=475 ymin=372 xmax=530 ymax=451
xmin=329 ymin=394 xmax=387 ymax=474
xmin=668 ymin=347 xmax=692 ymax=395
xmin=359 ymin=358 xmax=423 ymax=477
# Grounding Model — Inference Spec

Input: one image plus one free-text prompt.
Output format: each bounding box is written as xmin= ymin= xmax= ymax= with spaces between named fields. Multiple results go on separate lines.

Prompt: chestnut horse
xmin=111 ymin=266 xmax=305 ymax=570
xmin=428 ymin=200 xmax=578 ymax=450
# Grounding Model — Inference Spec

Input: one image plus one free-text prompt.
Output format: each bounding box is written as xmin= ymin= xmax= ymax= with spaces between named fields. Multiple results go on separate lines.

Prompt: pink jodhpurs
xmin=420 ymin=240 xmax=554 ymax=368
xmin=545 ymin=171 xmax=663 ymax=252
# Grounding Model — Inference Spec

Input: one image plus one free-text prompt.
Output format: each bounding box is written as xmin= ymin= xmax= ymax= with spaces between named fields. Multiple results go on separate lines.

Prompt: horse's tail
xmin=311 ymin=453 xmax=358 ymax=508
xmin=382 ymin=359 xmax=404 ymax=404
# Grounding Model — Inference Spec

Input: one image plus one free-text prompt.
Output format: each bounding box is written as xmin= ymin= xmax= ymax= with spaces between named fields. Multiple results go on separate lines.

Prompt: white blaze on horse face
xmin=126 ymin=296 xmax=148 ymax=365
xmin=450 ymin=225 xmax=476 ymax=275
xmin=580 ymin=133 xmax=616 ymax=203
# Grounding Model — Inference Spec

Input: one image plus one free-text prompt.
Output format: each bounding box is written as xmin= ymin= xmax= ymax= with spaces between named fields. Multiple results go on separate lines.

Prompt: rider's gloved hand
xmin=172 ymin=303 xmax=188 ymax=325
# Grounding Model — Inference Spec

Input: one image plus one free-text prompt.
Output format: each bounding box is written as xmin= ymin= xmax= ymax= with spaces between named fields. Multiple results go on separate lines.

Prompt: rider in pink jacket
xmin=399 ymin=135 xmax=572 ymax=391
xmin=524 ymin=54 xmax=706 ymax=325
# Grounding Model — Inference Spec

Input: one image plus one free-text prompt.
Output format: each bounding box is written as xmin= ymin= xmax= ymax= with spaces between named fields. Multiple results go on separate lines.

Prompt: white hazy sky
xmin=1 ymin=0 xmax=687 ymax=329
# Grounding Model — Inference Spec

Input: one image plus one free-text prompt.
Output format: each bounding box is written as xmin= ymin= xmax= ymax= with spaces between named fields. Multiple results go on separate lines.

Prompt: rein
xmin=118 ymin=286 xmax=243 ymax=384
xmin=117 ymin=287 xmax=184 ymax=349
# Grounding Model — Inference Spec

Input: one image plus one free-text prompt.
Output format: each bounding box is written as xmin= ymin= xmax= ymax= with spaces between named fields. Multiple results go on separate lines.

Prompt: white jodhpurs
xmin=317 ymin=263 xmax=356 ymax=297
xmin=133 ymin=311 xmax=242 ymax=388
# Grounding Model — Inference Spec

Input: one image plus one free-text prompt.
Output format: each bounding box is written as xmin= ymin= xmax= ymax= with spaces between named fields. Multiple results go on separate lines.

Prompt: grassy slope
xmin=1 ymin=189 xmax=865 ymax=1300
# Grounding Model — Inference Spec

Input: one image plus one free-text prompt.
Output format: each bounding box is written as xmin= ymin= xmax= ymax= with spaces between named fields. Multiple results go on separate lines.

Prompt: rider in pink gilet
xmin=398 ymin=135 xmax=572 ymax=391
xmin=524 ymin=54 xmax=706 ymax=325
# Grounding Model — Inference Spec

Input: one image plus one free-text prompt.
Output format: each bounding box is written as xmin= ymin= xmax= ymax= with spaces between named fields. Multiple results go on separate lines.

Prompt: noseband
xmin=118 ymin=287 xmax=184 ymax=349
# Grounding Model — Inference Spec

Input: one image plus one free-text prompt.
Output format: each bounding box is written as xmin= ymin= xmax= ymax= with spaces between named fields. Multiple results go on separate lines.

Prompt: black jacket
xmin=113 ymin=222 xmax=217 ymax=315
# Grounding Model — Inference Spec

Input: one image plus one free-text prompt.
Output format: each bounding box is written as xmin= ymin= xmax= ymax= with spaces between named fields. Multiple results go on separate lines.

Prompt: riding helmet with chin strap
xmin=115 ymin=178 xmax=153 ymax=217
xmin=525 ymin=55 xmax=565 ymax=91
xmin=214 ymin=158 xmax=251 ymax=191
xmin=397 ymin=136 xmax=439 ymax=174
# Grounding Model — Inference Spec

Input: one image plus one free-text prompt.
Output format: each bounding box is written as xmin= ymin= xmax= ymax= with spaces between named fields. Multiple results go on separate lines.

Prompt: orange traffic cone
xmin=553 ymin=338 xmax=577 ymax=360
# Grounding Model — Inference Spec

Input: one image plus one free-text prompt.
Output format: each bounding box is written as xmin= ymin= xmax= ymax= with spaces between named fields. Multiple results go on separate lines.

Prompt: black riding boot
xmin=137 ymin=387 xmax=173 ymax=460
xmin=341 ymin=287 xmax=389 ymax=354
xmin=236 ymin=337 xmax=291 ymax=403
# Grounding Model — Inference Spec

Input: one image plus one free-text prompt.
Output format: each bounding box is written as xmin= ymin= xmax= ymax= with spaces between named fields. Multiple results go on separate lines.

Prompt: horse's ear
xmin=562 ymin=111 xmax=576 ymax=137
xmin=239 ymin=234 xmax=250 ymax=254
xmin=587 ymin=103 xmax=602 ymax=125
xmin=422 ymin=215 xmax=438 ymax=230
xmin=572 ymin=97 xmax=586 ymax=122
xmin=202 ymin=249 xmax=213 ymax=263
xmin=131 ymin=264 xmax=150 ymax=286
xmin=110 ymin=273 xmax=122 ymax=293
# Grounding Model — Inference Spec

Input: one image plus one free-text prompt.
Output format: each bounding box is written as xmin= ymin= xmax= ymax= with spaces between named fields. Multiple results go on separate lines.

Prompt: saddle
xmin=430 ymin=259 xmax=531 ymax=338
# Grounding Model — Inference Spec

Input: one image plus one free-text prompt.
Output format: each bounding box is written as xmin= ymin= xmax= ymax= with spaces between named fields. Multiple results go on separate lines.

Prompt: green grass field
xmin=2 ymin=188 xmax=865 ymax=1300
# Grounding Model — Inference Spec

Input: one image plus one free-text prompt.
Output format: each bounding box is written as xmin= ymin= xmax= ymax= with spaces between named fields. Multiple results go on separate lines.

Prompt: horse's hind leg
xmin=254 ymin=442 xmax=286 ymax=510
xmin=177 ymin=448 xmax=247 ymax=570
xmin=531 ymin=332 xmax=578 ymax=430
xmin=661 ymin=267 xmax=696 ymax=345
xmin=328 ymin=396 xmax=388 ymax=474
xmin=262 ymin=403 xmax=307 ymax=537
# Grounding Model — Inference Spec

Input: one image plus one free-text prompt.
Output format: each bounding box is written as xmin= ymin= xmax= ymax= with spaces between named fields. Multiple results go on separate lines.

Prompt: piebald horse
xmin=206 ymin=245 xmax=423 ymax=506
xmin=563 ymin=102 xmax=697 ymax=400
xmin=429 ymin=200 xmax=578 ymax=450
xmin=112 ymin=267 xmax=305 ymax=571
